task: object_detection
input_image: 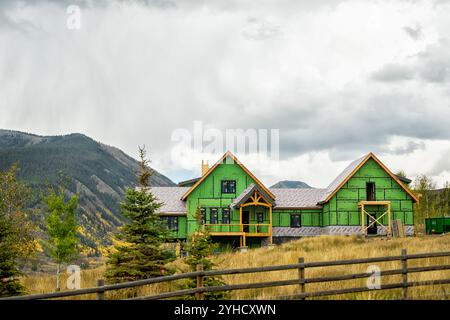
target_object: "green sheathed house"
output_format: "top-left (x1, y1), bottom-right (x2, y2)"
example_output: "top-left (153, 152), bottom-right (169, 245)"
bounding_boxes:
top-left (152, 151), bottom-right (418, 248)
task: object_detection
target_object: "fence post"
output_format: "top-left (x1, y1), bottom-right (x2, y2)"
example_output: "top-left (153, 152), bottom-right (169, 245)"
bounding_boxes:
top-left (195, 264), bottom-right (204, 300)
top-left (96, 279), bottom-right (105, 300)
top-left (401, 249), bottom-right (408, 300)
top-left (298, 257), bottom-right (306, 300)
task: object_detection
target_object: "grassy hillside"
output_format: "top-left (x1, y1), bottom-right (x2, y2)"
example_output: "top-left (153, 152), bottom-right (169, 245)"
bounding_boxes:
top-left (21, 235), bottom-right (450, 300)
top-left (0, 129), bottom-right (175, 254)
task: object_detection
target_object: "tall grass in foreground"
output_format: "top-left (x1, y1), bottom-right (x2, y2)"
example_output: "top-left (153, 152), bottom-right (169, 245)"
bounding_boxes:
top-left (21, 234), bottom-right (450, 299)
top-left (214, 235), bottom-right (450, 299)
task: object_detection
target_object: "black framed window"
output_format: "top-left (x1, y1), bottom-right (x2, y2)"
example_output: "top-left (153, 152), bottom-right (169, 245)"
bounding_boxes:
top-left (222, 208), bottom-right (231, 224)
top-left (366, 182), bottom-right (376, 201)
top-left (200, 208), bottom-right (206, 225)
top-left (162, 216), bottom-right (179, 231)
top-left (210, 208), bottom-right (218, 224)
top-left (256, 212), bottom-right (264, 223)
top-left (221, 180), bottom-right (236, 194)
top-left (290, 214), bottom-right (301, 228)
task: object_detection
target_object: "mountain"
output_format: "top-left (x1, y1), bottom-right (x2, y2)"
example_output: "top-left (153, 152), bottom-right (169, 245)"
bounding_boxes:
top-left (0, 129), bottom-right (175, 255)
top-left (270, 180), bottom-right (313, 189)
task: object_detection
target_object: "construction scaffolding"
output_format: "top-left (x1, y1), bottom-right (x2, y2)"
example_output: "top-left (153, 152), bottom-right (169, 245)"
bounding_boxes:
top-left (359, 200), bottom-right (392, 239)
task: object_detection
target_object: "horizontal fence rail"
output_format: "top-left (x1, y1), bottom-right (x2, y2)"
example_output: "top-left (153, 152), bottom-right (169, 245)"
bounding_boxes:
top-left (1, 249), bottom-right (449, 300)
top-left (278, 279), bottom-right (450, 300)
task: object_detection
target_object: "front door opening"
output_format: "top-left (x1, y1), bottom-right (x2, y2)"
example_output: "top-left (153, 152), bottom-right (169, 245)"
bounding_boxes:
top-left (367, 215), bottom-right (377, 235)
top-left (242, 210), bottom-right (250, 232)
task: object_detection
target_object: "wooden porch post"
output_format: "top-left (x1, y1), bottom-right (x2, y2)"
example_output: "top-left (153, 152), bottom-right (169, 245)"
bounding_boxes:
top-left (269, 206), bottom-right (273, 245)
top-left (361, 203), bottom-right (365, 237)
top-left (387, 202), bottom-right (392, 240)
top-left (239, 206), bottom-right (243, 233)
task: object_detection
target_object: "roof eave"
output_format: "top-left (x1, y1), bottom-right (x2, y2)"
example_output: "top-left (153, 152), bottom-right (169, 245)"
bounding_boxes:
top-left (156, 211), bottom-right (187, 216)
top-left (274, 206), bottom-right (323, 210)
top-left (178, 177), bottom-right (201, 186)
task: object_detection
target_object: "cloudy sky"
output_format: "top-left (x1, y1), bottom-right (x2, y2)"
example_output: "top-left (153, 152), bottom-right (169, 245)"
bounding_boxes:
top-left (1, 0), bottom-right (450, 187)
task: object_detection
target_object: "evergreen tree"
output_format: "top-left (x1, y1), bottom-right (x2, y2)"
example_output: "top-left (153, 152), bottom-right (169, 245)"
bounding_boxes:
top-left (0, 164), bottom-right (35, 297)
top-left (105, 146), bottom-right (175, 287)
top-left (44, 188), bottom-right (79, 291)
top-left (178, 207), bottom-right (229, 300)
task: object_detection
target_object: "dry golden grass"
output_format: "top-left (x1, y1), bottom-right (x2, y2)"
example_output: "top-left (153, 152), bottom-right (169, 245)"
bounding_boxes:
top-left (21, 267), bottom-right (105, 300)
top-left (21, 234), bottom-right (450, 300)
top-left (214, 234), bottom-right (450, 300)
top-left (21, 266), bottom-right (171, 300)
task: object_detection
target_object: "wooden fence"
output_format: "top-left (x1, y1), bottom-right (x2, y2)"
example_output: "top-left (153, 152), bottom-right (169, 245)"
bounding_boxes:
top-left (1, 249), bottom-right (449, 300)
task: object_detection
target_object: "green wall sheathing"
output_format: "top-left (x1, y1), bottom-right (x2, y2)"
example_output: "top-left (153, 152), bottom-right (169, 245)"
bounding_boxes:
top-left (272, 209), bottom-right (322, 227)
top-left (185, 157), bottom-right (271, 236)
top-left (177, 216), bottom-right (187, 238)
top-left (324, 158), bottom-right (414, 226)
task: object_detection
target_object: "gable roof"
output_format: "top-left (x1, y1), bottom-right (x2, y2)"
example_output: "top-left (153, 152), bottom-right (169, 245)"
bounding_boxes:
top-left (230, 183), bottom-right (276, 209)
top-left (318, 152), bottom-right (419, 204)
top-left (181, 151), bottom-right (275, 201)
top-left (151, 187), bottom-right (189, 214)
top-left (270, 188), bottom-right (327, 209)
top-left (178, 177), bottom-right (201, 187)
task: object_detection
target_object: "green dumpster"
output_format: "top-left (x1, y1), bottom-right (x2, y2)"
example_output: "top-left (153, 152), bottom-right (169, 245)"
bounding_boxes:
top-left (425, 217), bottom-right (450, 234)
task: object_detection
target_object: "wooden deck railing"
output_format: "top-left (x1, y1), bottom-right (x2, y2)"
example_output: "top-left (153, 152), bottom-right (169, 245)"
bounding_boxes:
top-left (1, 249), bottom-right (449, 300)
top-left (204, 223), bottom-right (270, 234)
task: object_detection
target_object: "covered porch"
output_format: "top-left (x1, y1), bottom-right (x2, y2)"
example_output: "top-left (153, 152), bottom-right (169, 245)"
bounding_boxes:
top-left (205, 183), bottom-right (274, 247)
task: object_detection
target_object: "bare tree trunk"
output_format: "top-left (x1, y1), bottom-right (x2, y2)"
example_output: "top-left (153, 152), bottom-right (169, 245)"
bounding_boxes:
top-left (56, 263), bottom-right (61, 292)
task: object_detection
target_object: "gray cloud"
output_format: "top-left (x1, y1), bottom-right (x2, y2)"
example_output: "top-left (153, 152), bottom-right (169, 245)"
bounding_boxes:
top-left (417, 39), bottom-right (450, 83)
top-left (372, 38), bottom-right (450, 84)
top-left (381, 140), bottom-right (426, 155)
top-left (0, 0), bottom-right (449, 184)
top-left (429, 148), bottom-right (450, 176)
top-left (241, 17), bottom-right (280, 41)
top-left (403, 25), bottom-right (423, 40)
top-left (371, 64), bottom-right (415, 82)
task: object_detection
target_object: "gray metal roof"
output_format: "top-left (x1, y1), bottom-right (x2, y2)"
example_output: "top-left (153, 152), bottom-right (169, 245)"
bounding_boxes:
top-left (318, 154), bottom-right (367, 203)
top-left (270, 188), bottom-right (327, 209)
top-left (151, 186), bottom-right (328, 212)
top-left (178, 177), bottom-right (201, 186)
top-left (150, 187), bottom-right (189, 214)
